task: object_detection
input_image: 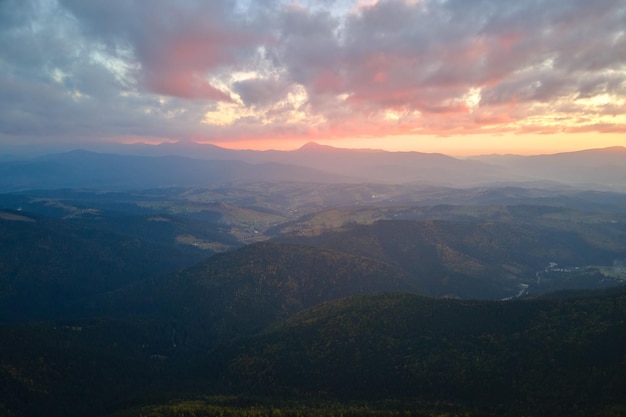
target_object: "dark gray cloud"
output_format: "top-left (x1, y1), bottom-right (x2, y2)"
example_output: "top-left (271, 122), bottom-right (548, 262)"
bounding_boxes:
top-left (1, 0), bottom-right (625, 147)
top-left (59, 0), bottom-right (263, 100)
top-left (233, 77), bottom-right (291, 107)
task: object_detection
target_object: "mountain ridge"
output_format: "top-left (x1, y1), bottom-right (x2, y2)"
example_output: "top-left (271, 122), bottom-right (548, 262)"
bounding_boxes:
top-left (4, 142), bottom-right (626, 191)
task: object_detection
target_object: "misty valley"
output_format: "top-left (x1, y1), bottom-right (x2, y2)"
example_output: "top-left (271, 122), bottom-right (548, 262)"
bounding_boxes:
top-left (1, 144), bottom-right (626, 417)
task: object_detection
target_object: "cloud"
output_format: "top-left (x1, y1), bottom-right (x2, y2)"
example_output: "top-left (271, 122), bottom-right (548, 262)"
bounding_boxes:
top-left (58, 0), bottom-right (264, 100)
top-left (0, 0), bottom-right (625, 147)
top-left (233, 77), bottom-right (291, 107)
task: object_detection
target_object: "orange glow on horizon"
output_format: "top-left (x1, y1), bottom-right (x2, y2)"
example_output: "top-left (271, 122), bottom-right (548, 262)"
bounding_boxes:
top-left (205, 131), bottom-right (626, 156)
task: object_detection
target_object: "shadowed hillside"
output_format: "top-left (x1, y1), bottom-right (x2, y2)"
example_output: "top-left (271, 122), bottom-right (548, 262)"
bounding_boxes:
top-left (2, 289), bottom-right (625, 417)
top-left (208, 290), bottom-right (626, 416)
top-left (87, 242), bottom-right (420, 347)
top-left (0, 210), bottom-right (213, 322)
top-left (279, 218), bottom-right (626, 299)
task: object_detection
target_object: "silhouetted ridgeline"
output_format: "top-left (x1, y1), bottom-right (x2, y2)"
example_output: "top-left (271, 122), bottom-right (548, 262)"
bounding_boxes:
top-left (3, 145), bottom-right (626, 191)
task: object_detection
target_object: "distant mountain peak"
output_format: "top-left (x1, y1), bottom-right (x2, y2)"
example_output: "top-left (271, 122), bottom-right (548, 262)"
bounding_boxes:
top-left (296, 141), bottom-right (388, 154)
top-left (549, 145), bottom-right (626, 157)
top-left (594, 145), bottom-right (626, 153)
top-left (297, 142), bottom-right (337, 152)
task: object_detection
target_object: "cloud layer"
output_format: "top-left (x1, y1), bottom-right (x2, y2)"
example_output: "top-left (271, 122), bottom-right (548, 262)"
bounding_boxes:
top-left (1, 0), bottom-right (625, 147)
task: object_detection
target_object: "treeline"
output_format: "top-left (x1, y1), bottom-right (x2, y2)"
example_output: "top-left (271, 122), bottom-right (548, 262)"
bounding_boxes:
top-left (112, 399), bottom-right (488, 417)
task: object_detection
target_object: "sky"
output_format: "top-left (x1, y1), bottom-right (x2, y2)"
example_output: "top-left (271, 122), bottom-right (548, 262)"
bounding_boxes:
top-left (1, 0), bottom-right (625, 155)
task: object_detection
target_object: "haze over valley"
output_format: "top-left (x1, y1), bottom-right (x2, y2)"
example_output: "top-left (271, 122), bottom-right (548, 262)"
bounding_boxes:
top-left (2, 143), bottom-right (626, 416)
top-left (2, 0), bottom-right (626, 416)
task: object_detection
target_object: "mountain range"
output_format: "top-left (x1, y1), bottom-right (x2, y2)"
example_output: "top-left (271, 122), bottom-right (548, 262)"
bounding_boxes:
top-left (2, 143), bottom-right (626, 191)
top-left (2, 142), bottom-right (626, 416)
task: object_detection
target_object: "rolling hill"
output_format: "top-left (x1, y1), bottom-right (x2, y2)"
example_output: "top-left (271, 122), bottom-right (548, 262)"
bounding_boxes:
top-left (278, 217), bottom-right (626, 299)
top-left (4, 144), bottom-right (626, 191)
top-left (2, 289), bottom-right (625, 417)
top-left (471, 146), bottom-right (626, 191)
top-left (86, 241), bottom-right (420, 348)
top-left (0, 150), bottom-right (351, 192)
top-left (2, 155), bottom-right (626, 417)
top-left (0, 208), bottom-right (219, 322)
top-left (207, 290), bottom-right (626, 416)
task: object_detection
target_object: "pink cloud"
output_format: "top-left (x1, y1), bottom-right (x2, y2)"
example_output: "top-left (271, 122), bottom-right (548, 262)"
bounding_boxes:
top-left (474, 112), bottom-right (517, 126)
top-left (565, 124), bottom-right (626, 134)
top-left (144, 69), bottom-right (231, 101)
top-left (311, 70), bottom-right (344, 94)
top-left (62, 0), bottom-right (263, 101)
top-left (7, 0), bottom-right (625, 147)
top-left (138, 26), bottom-right (261, 100)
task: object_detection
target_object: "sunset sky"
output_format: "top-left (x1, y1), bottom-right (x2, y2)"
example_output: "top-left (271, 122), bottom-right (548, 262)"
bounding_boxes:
top-left (1, 0), bottom-right (625, 155)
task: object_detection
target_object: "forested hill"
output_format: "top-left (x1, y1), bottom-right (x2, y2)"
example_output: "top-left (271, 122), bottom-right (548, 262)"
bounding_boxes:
top-left (2, 186), bottom-right (626, 417)
top-left (84, 241), bottom-right (420, 347)
top-left (2, 288), bottom-right (624, 417)
top-left (277, 218), bottom-right (626, 299)
top-left (207, 289), bottom-right (626, 417)
top-left (0, 210), bottom-right (209, 322)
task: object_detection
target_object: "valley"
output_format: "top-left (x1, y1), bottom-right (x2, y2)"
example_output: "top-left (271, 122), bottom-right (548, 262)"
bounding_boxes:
top-left (1, 146), bottom-right (626, 416)
top-left (3, 0), bottom-right (626, 413)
